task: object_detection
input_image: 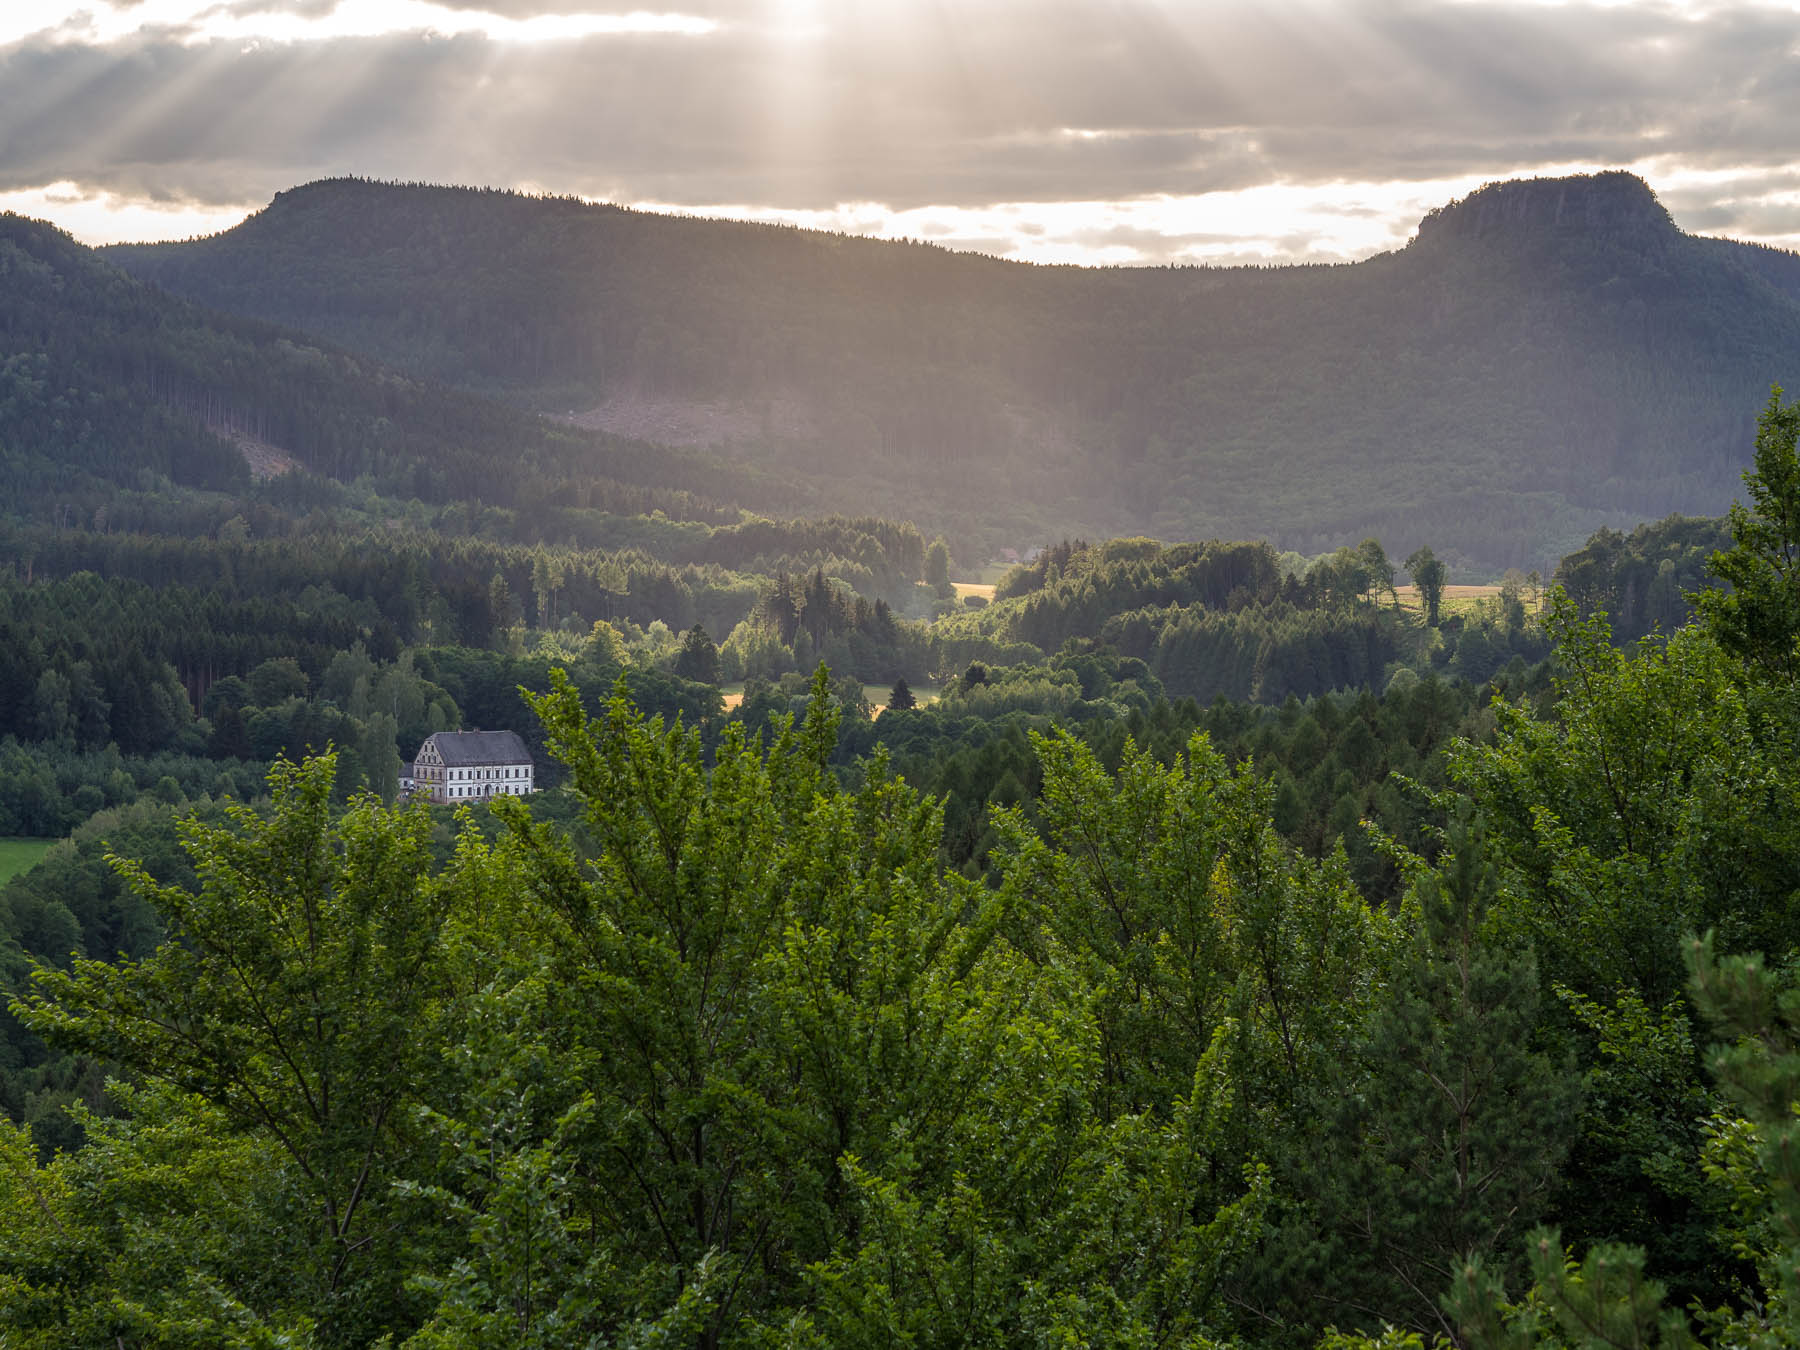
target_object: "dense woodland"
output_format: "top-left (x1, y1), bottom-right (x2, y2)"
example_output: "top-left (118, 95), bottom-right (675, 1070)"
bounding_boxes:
top-left (6, 163), bottom-right (1800, 1347)
top-left (108, 172), bottom-right (1800, 569)
top-left (5, 389), bottom-right (1800, 1342)
top-left (0, 211), bottom-right (807, 544)
top-left (0, 347), bottom-right (1795, 1346)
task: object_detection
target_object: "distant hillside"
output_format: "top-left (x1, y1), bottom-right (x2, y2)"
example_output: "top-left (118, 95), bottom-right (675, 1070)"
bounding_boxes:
top-left (0, 212), bottom-right (800, 539)
top-left (106, 172), bottom-right (1800, 571)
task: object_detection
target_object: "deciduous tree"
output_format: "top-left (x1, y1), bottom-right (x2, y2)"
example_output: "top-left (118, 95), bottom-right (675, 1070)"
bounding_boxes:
top-left (1697, 385), bottom-right (1800, 682)
top-left (1405, 546), bottom-right (1448, 626)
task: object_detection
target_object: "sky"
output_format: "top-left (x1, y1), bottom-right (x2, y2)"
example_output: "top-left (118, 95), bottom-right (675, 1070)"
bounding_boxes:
top-left (4, 0), bottom-right (1800, 266)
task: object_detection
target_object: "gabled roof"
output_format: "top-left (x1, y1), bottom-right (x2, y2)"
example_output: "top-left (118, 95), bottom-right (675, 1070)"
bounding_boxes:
top-left (424, 730), bottom-right (532, 767)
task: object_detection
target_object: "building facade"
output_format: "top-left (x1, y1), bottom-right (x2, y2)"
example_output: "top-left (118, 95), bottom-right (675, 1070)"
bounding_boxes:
top-left (410, 730), bottom-right (534, 804)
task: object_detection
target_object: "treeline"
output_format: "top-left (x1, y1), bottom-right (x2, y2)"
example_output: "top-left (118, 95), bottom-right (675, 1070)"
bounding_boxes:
top-left (724, 566), bottom-right (935, 685)
top-left (0, 522), bottom-right (927, 720)
top-left (0, 518), bottom-right (1560, 841)
top-left (938, 535), bottom-right (1549, 705)
top-left (7, 513), bottom-right (926, 628)
top-left (0, 742), bottom-right (266, 839)
top-left (1555, 512), bottom-right (1732, 642)
top-left (994, 537), bottom-right (1284, 647)
top-left (0, 508), bottom-right (1630, 858)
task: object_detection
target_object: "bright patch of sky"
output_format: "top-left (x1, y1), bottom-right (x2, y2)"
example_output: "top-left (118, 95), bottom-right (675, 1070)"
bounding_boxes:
top-left (1, 1), bottom-right (716, 48)
top-left (0, 182), bottom-right (261, 244)
top-left (586, 157), bottom-right (1800, 265)
top-left (631, 178), bottom-right (1520, 267)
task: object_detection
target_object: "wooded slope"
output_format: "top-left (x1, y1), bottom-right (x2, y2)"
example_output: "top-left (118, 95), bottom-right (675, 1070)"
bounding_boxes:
top-left (106, 171), bottom-right (1800, 569)
top-left (0, 211), bottom-right (797, 537)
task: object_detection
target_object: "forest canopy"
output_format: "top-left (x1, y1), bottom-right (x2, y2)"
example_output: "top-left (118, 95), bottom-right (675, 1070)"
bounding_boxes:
top-left (4, 388), bottom-right (1800, 1348)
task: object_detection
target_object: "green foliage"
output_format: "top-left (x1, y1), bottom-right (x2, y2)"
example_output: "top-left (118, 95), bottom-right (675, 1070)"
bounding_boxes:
top-left (6, 667), bottom-right (1348, 1344)
top-left (1406, 546), bottom-right (1448, 627)
top-left (994, 729), bottom-right (1390, 1121)
top-left (672, 621), bottom-right (722, 685)
top-left (924, 535), bottom-right (952, 595)
top-left (15, 755), bottom-right (478, 1340)
top-left (0, 1083), bottom-right (319, 1348)
top-left (936, 533), bottom-right (1514, 709)
top-left (1448, 935), bottom-right (1800, 1350)
top-left (1441, 589), bottom-right (1800, 1301)
top-left (1697, 386), bottom-right (1800, 682)
top-left (1556, 514), bottom-right (1730, 644)
top-left (1450, 591), bottom-right (1798, 1008)
top-left (1283, 821), bottom-right (1579, 1341)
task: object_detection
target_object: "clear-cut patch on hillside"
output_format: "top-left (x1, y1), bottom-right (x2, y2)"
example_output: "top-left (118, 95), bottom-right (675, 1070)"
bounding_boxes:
top-left (555, 392), bottom-right (817, 448)
top-left (209, 421), bottom-right (297, 479)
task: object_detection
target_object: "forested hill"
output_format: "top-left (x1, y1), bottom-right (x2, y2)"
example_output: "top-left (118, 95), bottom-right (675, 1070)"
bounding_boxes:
top-left (106, 171), bottom-right (1800, 570)
top-left (0, 211), bottom-right (801, 537)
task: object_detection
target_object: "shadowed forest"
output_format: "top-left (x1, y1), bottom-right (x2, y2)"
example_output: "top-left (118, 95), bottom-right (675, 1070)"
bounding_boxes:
top-left (104, 172), bottom-right (1800, 570)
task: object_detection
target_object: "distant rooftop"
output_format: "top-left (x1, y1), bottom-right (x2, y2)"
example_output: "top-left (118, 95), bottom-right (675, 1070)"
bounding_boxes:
top-left (425, 730), bottom-right (531, 767)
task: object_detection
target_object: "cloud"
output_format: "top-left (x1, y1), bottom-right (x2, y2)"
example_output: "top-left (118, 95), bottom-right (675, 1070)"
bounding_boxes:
top-left (4, 0), bottom-right (1800, 260)
top-left (3, 1), bottom-right (719, 48)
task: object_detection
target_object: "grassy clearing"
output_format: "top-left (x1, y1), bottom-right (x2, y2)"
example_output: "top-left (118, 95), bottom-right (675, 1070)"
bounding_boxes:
top-left (952, 582), bottom-right (997, 601)
top-left (720, 682), bottom-right (939, 718)
top-left (865, 683), bottom-right (938, 715)
top-left (1395, 583), bottom-right (1509, 620)
top-left (0, 838), bottom-right (54, 886)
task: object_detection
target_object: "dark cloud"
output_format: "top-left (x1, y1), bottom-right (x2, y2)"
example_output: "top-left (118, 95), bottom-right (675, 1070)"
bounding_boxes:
top-left (3, 0), bottom-right (1800, 248)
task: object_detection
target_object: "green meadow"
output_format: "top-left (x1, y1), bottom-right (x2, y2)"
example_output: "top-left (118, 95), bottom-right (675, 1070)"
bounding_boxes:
top-left (0, 838), bottom-right (54, 886)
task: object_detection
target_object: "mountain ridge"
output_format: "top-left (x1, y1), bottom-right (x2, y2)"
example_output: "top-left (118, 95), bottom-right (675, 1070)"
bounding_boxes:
top-left (95, 172), bottom-right (1800, 569)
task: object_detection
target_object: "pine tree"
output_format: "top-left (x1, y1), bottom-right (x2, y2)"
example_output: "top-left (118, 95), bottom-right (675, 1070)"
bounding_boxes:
top-left (1449, 933), bottom-right (1800, 1350)
top-left (1288, 820), bottom-right (1580, 1340)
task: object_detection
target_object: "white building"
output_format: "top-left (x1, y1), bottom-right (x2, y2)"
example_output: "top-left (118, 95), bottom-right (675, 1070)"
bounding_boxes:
top-left (411, 730), bottom-right (534, 804)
